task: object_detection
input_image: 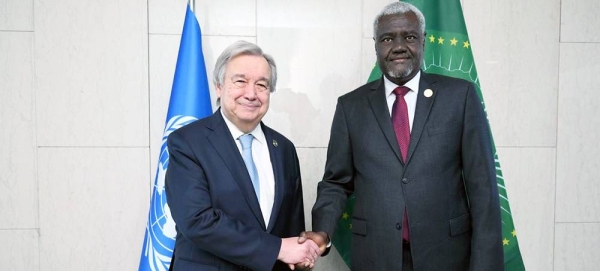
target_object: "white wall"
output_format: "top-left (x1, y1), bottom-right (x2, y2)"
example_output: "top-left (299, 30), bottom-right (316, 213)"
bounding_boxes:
top-left (1, 0), bottom-right (599, 270)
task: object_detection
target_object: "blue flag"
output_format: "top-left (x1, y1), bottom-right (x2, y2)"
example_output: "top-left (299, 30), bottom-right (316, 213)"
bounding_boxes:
top-left (139, 4), bottom-right (212, 271)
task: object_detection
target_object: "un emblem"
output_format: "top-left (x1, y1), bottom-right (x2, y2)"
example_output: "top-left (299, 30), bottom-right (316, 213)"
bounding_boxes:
top-left (141, 115), bottom-right (198, 271)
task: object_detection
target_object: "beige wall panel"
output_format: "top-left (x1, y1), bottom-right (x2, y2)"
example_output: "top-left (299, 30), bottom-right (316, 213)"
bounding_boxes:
top-left (38, 148), bottom-right (149, 270)
top-left (463, 0), bottom-right (560, 147)
top-left (560, 0), bottom-right (600, 42)
top-left (0, 0), bottom-right (33, 31)
top-left (0, 32), bottom-right (37, 228)
top-left (258, 0), bottom-right (363, 148)
top-left (555, 223), bottom-right (600, 270)
top-left (149, 0), bottom-right (256, 36)
top-left (496, 147), bottom-right (555, 271)
top-left (35, 0), bottom-right (149, 147)
top-left (556, 43), bottom-right (600, 222)
top-left (0, 230), bottom-right (39, 271)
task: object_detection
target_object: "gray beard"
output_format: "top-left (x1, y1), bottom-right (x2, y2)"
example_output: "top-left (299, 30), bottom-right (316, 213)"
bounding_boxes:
top-left (386, 65), bottom-right (413, 79)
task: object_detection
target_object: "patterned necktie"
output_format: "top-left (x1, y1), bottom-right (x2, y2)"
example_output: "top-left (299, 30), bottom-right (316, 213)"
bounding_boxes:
top-left (391, 86), bottom-right (411, 241)
top-left (239, 134), bottom-right (260, 199)
top-left (391, 86), bottom-right (411, 162)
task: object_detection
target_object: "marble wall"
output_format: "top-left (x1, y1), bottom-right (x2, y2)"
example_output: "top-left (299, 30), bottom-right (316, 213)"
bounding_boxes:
top-left (1, 0), bottom-right (599, 270)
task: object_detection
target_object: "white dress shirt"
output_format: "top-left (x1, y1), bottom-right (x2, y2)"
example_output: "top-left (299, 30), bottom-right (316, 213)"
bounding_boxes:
top-left (384, 71), bottom-right (421, 131)
top-left (221, 110), bottom-right (275, 227)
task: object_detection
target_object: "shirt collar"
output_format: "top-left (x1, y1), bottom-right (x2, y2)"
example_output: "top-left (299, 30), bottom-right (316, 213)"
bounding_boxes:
top-left (384, 70), bottom-right (421, 97)
top-left (220, 109), bottom-right (266, 145)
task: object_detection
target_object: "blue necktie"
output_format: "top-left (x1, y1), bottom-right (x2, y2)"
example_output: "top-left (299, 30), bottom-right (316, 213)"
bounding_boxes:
top-left (239, 134), bottom-right (260, 199)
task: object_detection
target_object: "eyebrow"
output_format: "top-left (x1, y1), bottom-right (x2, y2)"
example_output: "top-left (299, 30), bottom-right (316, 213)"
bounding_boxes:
top-left (230, 74), bottom-right (269, 82)
top-left (379, 30), bottom-right (419, 36)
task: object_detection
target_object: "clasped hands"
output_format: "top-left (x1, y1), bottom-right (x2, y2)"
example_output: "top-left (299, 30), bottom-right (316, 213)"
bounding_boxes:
top-left (278, 231), bottom-right (329, 270)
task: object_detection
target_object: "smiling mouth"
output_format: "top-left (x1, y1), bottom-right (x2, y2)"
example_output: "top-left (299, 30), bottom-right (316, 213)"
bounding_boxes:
top-left (390, 55), bottom-right (410, 62)
top-left (240, 103), bottom-right (260, 110)
top-left (389, 59), bottom-right (410, 66)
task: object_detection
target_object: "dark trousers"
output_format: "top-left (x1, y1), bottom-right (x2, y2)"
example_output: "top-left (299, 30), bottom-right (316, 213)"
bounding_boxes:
top-left (402, 241), bottom-right (414, 271)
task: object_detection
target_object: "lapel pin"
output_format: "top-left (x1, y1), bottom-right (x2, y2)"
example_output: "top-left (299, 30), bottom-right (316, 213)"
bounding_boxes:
top-left (272, 140), bottom-right (278, 147)
top-left (424, 89), bottom-right (433, 98)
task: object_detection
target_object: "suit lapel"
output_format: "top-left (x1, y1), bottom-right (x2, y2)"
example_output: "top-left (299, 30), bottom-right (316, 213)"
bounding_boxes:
top-left (368, 79), bottom-right (403, 164)
top-left (262, 124), bottom-right (284, 232)
top-left (204, 110), bottom-right (266, 230)
top-left (406, 73), bottom-right (436, 165)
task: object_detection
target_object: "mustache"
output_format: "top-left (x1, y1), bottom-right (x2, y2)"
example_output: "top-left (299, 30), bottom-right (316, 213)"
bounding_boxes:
top-left (388, 52), bottom-right (411, 60)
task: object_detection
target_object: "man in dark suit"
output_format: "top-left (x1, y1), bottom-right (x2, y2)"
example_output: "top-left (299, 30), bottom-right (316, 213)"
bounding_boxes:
top-left (165, 40), bottom-right (319, 271)
top-left (301, 2), bottom-right (504, 270)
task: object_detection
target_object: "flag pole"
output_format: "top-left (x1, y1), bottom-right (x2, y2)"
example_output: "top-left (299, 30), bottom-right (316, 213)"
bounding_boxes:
top-left (189, 0), bottom-right (195, 13)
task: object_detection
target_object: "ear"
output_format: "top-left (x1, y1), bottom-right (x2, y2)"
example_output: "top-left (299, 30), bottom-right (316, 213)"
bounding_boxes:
top-left (374, 39), bottom-right (378, 54)
top-left (215, 84), bottom-right (223, 98)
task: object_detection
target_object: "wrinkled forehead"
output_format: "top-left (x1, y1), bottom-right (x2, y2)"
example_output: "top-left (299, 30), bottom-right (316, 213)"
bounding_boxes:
top-left (376, 13), bottom-right (420, 36)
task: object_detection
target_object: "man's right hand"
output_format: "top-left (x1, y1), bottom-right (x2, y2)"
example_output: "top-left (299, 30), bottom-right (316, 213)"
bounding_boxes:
top-left (278, 237), bottom-right (320, 270)
top-left (298, 231), bottom-right (329, 255)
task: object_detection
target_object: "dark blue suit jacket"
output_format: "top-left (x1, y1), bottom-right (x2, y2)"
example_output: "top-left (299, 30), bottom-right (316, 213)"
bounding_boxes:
top-left (166, 109), bottom-right (305, 271)
top-left (312, 72), bottom-right (504, 270)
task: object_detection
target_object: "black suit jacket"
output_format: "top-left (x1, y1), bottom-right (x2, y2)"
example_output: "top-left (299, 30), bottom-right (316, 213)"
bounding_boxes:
top-left (166, 109), bottom-right (305, 271)
top-left (312, 72), bottom-right (504, 270)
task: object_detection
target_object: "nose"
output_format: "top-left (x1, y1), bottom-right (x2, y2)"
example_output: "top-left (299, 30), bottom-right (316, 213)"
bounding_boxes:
top-left (391, 38), bottom-right (407, 52)
top-left (242, 84), bottom-right (258, 100)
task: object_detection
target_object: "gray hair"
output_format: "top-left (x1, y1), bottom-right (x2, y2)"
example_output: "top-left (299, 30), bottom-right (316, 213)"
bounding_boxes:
top-left (213, 40), bottom-right (277, 93)
top-left (373, 2), bottom-right (426, 38)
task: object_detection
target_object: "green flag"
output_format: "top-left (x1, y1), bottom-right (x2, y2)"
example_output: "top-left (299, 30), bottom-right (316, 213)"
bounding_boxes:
top-left (332, 1), bottom-right (525, 270)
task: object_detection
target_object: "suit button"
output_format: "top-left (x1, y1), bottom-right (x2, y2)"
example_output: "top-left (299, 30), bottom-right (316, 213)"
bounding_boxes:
top-left (396, 223), bottom-right (402, 230)
top-left (402, 178), bottom-right (409, 184)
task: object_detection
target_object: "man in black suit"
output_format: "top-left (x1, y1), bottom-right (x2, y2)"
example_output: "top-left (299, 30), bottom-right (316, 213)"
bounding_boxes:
top-left (166, 40), bottom-right (319, 271)
top-left (302, 2), bottom-right (504, 270)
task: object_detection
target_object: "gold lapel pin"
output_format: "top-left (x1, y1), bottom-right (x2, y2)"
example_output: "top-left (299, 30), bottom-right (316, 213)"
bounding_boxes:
top-left (272, 140), bottom-right (278, 147)
top-left (424, 89), bottom-right (433, 98)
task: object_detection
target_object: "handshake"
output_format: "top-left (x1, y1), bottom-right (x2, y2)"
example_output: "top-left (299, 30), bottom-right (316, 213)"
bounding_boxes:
top-left (278, 231), bottom-right (329, 270)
